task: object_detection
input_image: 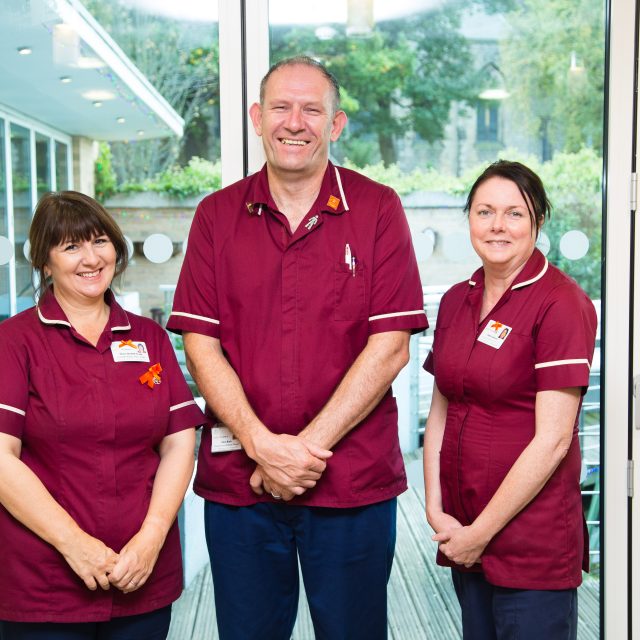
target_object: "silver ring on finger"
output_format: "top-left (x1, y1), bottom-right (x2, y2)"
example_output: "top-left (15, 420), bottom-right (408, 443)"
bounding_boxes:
top-left (271, 491), bottom-right (282, 500)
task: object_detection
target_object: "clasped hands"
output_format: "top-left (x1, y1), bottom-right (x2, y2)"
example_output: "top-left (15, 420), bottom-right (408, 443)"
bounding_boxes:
top-left (429, 512), bottom-right (489, 568)
top-left (60, 522), bottom-right (164, 594)
top-left (248, 432), bottom-right (332, 501)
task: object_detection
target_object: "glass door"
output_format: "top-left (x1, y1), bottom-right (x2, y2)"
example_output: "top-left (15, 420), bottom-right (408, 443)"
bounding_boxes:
top-left (266, 0), bottom-right (606, 636)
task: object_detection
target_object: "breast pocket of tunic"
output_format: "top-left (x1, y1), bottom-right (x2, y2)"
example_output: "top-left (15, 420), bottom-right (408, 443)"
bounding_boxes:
top-left (334, 262), bottom-right (366, 321)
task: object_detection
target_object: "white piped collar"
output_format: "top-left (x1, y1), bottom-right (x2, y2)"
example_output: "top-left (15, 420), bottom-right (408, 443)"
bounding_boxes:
top-left (37, 288), bottom-right (131, 332)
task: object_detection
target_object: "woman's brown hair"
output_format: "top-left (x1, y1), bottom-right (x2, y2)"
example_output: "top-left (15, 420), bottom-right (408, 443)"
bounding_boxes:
top-left (29, 191), bottom-right (128, 300)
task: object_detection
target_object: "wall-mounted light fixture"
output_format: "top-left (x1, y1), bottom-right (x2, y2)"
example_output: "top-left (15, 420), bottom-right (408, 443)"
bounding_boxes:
top-left (347, 0), bottom-right (373, 37)
top-left (53, 23), bottom-right (80, 66)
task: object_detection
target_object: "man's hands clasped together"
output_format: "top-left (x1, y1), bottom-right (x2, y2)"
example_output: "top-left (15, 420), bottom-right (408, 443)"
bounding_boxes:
top-left (248, 432), bottom-right (332, 501)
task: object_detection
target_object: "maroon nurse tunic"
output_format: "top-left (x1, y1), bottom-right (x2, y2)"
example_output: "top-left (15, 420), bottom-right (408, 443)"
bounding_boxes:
top-left (0, 290), bottom-right (204, 622)
top-left (425, 249), bottom-right (597, 589)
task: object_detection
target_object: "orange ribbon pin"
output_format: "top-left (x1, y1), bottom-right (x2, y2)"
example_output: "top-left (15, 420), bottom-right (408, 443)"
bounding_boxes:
top-left (119, 339), bottom-right (136, 348)
top-left (327, 195), bottom-right (340, 210)
top-left (139, 363), bottom-right (162, 388)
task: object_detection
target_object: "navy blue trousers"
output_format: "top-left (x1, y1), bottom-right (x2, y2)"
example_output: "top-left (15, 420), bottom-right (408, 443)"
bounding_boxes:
top-left (204, 498), bottom-right (397, 640)
top-left (0, 606), bottom-right (171, 640)
top-left (451, 570), bottom-right (578, 640)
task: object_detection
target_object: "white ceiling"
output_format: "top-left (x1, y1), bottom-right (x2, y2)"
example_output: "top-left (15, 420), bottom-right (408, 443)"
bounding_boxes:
top-left (0, 0), bottom-right (183, 141)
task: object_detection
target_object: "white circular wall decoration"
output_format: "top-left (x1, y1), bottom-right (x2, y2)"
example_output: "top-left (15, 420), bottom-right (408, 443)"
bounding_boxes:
top-left (559, 230), bottom-right (589, 261)
top-left (535, 231), bottom-right (550, 256)
top-left (412, 228), bottom-right (435, 262)
top-left (143, 234), bottom-right (173, 264)
top-left (442, 231), bottom-right (474, 262)
top-left (123, 235), bottom-right (134, 260)
top-left (0, 236), bottom-right (14, 266)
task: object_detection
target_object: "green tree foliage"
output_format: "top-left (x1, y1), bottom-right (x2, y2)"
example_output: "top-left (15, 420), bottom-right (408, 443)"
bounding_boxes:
top-left (82, 0), bottom-right (219, 181)
top-left (271, 5), bottom-right (479, 167)
top-left (94, 142), bottom-right (116, 202)
top-left (119, 157), bottom-right (221, 199)
top-left (500, 0), bottom-right (604, 156)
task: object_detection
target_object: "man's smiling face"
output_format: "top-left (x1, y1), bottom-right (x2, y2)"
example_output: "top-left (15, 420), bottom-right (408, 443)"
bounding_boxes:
top-left (250, 63), bottom-right (347, 181)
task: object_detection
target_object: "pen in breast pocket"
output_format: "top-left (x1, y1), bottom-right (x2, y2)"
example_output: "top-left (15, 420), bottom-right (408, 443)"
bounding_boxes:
top-left (345, 243), bottom-right (352, 267)
top-left (351, 256), bottom-right (356, 277)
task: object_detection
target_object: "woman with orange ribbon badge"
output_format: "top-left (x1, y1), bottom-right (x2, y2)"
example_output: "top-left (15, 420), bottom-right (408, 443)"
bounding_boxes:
top-left (0, 192), bottom-right (204, 640)
top-left (423, 162), bottom-right (597, 640)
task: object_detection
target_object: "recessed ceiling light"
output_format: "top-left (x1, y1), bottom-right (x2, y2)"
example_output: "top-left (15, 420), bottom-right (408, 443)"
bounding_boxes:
top-left (17, 47), bottom-right (32, 55)
top-left (59, 76), bottom-right (72, 84)
top-left (93, 101), bottom-right (103, 108)
top-left (137, 130), bottom-right (145, 136)
top-left (81, 90), bottom-right (115, 101)
top-left (116, 117), bottom-right (126, 124)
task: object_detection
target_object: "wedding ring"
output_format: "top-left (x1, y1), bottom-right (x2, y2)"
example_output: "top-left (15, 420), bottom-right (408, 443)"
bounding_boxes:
top-left (271, 491), bottom-right (282, 499)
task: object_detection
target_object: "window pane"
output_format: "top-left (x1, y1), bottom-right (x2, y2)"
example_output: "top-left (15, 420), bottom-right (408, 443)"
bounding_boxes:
top-left (11, 123), bottom-right (32, 312)
top-left (55, 141), bottom-right (69, 191)
top-left (35, 133), bottom-right (51, 201)
top-left (0, 119), bottom-right (9, 320)
top-left (81, 0), bottom-right (220, 326)
top-left (269, 1), bottom-right (604, 636)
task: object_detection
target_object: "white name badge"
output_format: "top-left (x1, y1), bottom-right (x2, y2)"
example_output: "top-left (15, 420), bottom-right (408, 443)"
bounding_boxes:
top-left (110, 340), bottom-right (151, 362)
top-left (477, 320), bottom-right (513, 350)
top-left (211, 423), bottom-right (242, 453)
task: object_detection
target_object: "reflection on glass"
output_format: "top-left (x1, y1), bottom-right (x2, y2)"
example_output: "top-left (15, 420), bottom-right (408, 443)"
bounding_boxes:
top-left (55, 141), bottom-right (69, 191)
top-left (11, 123), bottom-right (33, 312)
top-left (270, 0), bottom-right (604, 635)
top-left (36, 133), bottom-right (51, 202)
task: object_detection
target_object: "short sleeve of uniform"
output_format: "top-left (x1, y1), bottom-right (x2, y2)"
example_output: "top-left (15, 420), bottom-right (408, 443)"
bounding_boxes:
top-left (159, 330), bottom-right (206, 434)
top-left (534, 284), bottom-right (597, 393)
top-left (0, 324), bottom-right (28, 438)
top-left (167, 200), bottom-right (219, 338)
top-left (368, 188), bottom-right (428, 335)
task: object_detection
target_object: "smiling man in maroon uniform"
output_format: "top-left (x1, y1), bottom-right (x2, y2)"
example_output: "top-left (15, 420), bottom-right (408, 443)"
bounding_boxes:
top-left (167, 56), bottom-right (427, 640)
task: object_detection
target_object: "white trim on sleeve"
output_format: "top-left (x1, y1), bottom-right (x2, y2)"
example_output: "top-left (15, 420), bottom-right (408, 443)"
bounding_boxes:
top-left (170, 400), bottom-right (197, 412)
top-left (534, 358), bottom-right (591, 370)
top-left (369, 309), bottom-right (426, 322)
top-left (170, 311), bottom-right (220, 325)
top-left (0, 403), bottom-right (26, 417)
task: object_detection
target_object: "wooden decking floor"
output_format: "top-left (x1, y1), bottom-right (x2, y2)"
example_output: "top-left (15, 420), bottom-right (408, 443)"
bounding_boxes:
top-left (168, 487), bottom-right (600, 639)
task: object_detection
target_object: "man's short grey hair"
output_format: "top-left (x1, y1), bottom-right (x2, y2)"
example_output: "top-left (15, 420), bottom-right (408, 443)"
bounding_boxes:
top-left (259, 55), bottom-right (341, 115)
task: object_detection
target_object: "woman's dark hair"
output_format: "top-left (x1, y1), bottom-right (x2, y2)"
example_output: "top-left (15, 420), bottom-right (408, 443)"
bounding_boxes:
top-left (29, 191), bottom-right (128, 300)
top-left (464, 160), bottom-right (551, 237)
